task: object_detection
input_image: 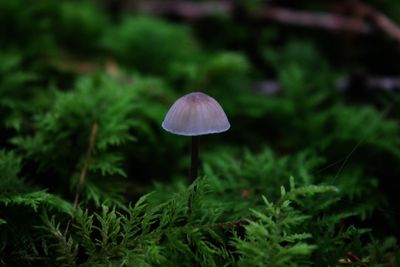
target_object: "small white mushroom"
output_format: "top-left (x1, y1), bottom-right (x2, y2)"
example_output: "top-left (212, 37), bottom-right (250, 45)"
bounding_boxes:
top-left (162, 92), bottom-right (230, 181)
top-left (162, 92), bottom-right (230, 136)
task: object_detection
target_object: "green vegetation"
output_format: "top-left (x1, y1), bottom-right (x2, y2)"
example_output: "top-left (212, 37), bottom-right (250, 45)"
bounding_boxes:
top-left (1, 0), bottom-right (400, 266)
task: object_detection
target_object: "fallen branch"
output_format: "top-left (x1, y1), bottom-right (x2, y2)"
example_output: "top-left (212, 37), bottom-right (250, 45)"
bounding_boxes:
top-left (258, 6), bottom-right (371, 34)
top-left (126, 1), bottom-right (371, 34)
top-left (127, 0), bottom-right (232, 19)
top-left (351, 1), bottom-right (400, 44)
top-left (122, 0), bottom-right (400, 44)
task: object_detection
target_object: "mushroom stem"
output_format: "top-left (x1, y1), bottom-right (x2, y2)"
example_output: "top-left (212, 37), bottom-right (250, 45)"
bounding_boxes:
top-left (190, 136), bottom-right (199, 182)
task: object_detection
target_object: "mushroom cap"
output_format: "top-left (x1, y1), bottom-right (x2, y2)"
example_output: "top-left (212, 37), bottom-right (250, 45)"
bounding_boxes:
top-left (162, 92), bottom-right (230, 136)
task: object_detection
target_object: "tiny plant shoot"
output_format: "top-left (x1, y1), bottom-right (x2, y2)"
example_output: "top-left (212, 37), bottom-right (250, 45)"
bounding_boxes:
top-left (162, 92), bottom-right (230, 182)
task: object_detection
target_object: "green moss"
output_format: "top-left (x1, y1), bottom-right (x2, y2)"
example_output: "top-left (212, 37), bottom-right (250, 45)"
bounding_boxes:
top-left (1, 1), bottom-right (400, 266)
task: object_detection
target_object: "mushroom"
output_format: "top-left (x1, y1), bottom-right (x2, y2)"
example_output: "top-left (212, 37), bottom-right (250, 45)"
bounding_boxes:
top-left (162, 92), bottom-right (230, 182)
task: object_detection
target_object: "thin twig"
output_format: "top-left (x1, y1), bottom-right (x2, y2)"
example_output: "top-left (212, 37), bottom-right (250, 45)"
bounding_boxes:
top-left (258, 6), bottom-right (371, 34)
top-left (351, 1), bottom-right (400, 45)
top-left (73, 123), bottom-right (98, 212)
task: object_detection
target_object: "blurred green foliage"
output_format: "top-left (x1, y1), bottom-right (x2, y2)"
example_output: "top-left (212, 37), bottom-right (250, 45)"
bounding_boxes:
top-left (1, 0), bottom-right (400, 266)
top-left (102, 16), bottom-right (198, 75)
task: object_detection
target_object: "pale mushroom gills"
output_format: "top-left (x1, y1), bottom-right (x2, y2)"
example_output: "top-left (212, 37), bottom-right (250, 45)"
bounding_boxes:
top-left (162, 91), bottom-right (230, 182)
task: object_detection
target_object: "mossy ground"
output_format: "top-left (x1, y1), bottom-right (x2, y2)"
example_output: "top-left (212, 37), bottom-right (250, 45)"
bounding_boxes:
top-left (1, 0), bottom-right (400, 266)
